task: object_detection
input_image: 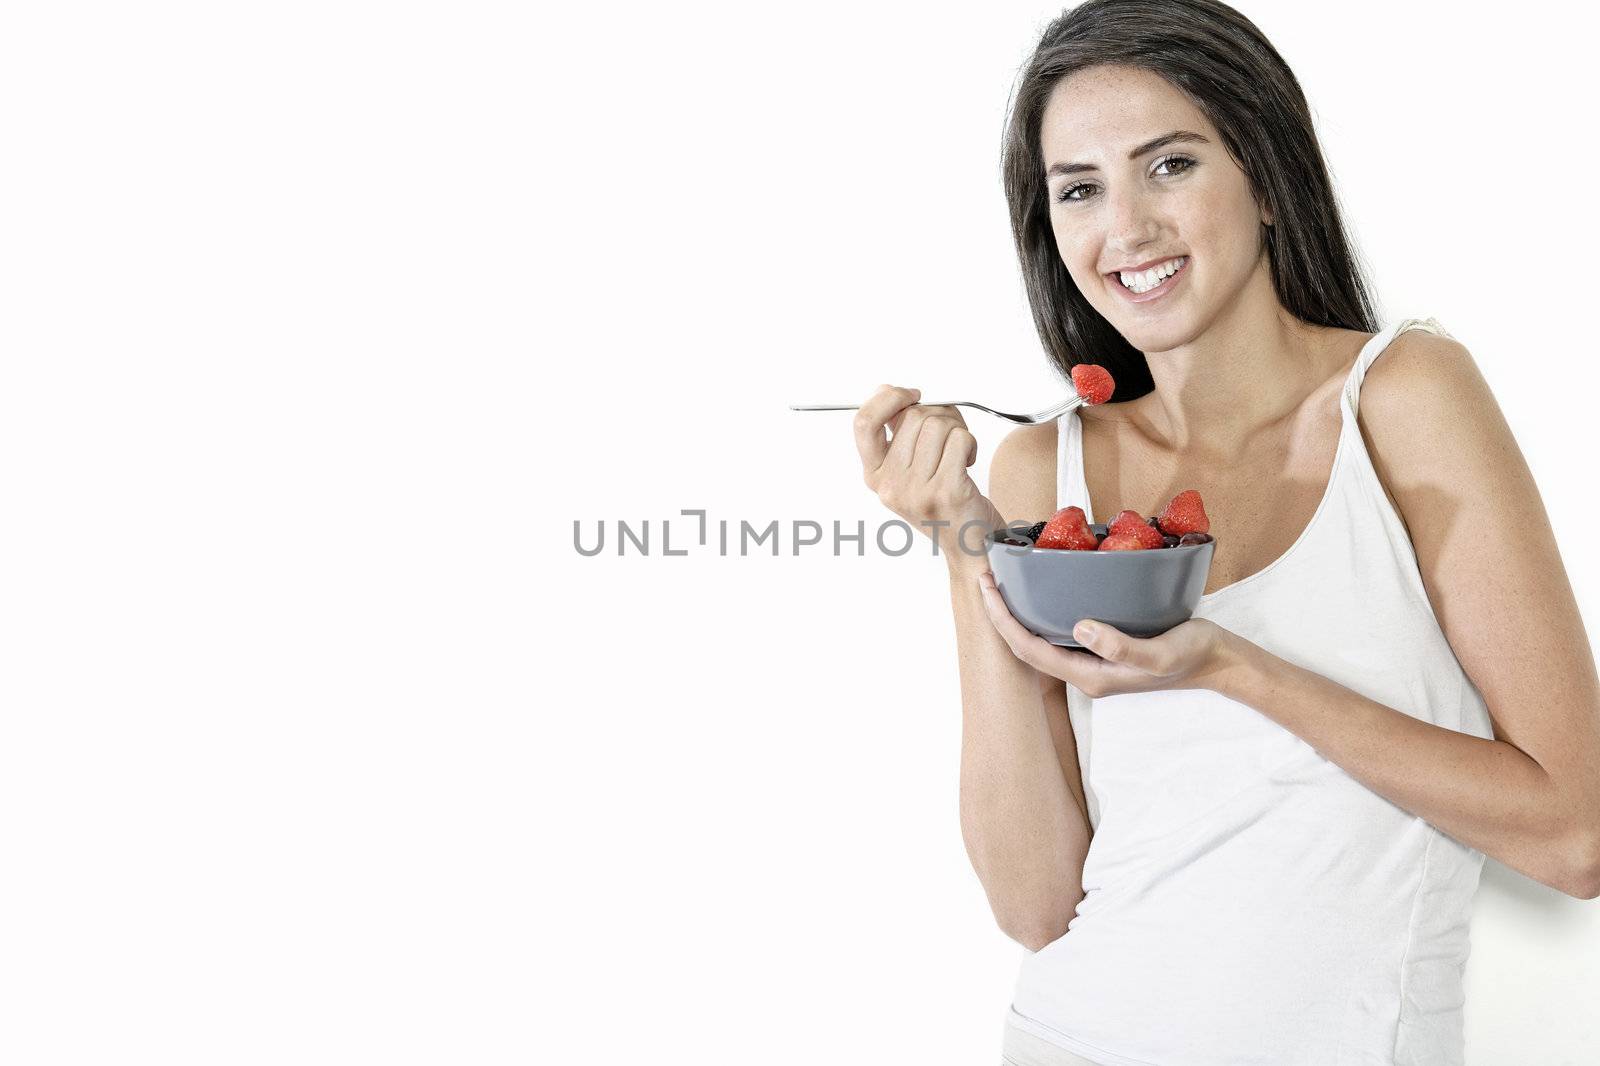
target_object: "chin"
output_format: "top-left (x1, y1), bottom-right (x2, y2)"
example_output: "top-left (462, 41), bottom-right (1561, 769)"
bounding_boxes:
top-left (1105, 313), bottom-right (1195, 357)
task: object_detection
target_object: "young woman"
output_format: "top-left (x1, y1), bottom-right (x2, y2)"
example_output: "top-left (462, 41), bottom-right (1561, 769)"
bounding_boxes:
top-left (849, 1), bottom-right (1600, 1063)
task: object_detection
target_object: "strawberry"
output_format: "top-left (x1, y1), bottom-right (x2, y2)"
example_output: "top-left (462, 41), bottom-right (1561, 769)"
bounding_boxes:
top-left (1108, 509), bottom-right (1147, 534)
top-left (1098, 508), bottom-right (1162, 548)
top-left (1157, 489), bottom-right (1210, 535)
top-left (1070, 364), bottom-right (1115, 405)
top-left (1097, 531), bottom-right (1149, 551)
top-left (1128, 522), bottom-right (1165, 549)
top-left (1033, 505), bottom-right (1098, 550)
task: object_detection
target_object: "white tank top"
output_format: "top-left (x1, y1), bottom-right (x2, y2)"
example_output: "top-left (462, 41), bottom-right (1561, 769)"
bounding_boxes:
top-left (1007, 317), bottom-right (1496, 1066)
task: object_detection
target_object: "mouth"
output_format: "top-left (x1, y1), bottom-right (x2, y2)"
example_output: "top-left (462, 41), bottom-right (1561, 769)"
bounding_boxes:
top-left (1107, 256), bottom-right (1189, 304)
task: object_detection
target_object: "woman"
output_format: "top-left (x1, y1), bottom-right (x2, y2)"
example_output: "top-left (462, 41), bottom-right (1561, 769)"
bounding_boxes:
top-left (849, 1), bottom-right (1600, 1064)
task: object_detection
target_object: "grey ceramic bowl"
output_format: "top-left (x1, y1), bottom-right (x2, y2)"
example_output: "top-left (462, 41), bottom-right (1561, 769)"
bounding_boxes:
top-left (987, 524), bottom-right (1216, 648)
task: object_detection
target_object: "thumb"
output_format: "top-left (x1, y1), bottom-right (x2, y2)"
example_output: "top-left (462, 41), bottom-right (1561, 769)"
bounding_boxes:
top-left (1074, 620), bottom-right (1134, 663)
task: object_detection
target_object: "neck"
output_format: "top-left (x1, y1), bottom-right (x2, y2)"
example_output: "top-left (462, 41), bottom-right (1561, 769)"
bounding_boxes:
top-left (1118, 264), bottom-right (1333, 458)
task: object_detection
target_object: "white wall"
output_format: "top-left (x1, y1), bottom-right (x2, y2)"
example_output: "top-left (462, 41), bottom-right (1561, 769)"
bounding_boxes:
top-left (3, 1), bottom-right (1596, 1063)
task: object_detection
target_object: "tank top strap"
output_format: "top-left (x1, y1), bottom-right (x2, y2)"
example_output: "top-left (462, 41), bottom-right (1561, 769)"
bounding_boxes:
top-left (1341, 316), bottom-right (1455, 422)
top-left (1324, 315), bottom-right (1457, 620)
top-left (1054, 403), bottom-right (1095, 524)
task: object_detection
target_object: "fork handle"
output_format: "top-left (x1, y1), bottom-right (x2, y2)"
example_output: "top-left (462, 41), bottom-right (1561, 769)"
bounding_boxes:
top-left (787, 401), bottom-right (974, 411)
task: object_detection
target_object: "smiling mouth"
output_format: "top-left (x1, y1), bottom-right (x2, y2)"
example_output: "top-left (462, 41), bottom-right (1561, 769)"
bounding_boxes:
top-left (1110, 256), bottom-right (1187, 292)
top-left (1108, 256), bottom-right (1189, 300)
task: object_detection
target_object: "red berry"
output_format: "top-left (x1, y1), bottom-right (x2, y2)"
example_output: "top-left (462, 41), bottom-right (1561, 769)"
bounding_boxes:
top-left (1109, 509), bottom-right (1147, 534)
top-left (1129, 522), bottom-right (1164, 549)
top-left (1157, 489), bottom-right (1210, 535)
top-left (1097, 531), bottom-right (1148, 551)
top-left (1104, 509), bottom-right (1162, 547)
top-left (1034, 505), bottom-right (1099, 551)
top-left (1070, 364), bottom-right (1115, 405)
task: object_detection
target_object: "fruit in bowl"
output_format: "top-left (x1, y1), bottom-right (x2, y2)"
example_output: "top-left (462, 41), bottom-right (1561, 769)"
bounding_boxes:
top-left (987, 491), bottom-right (1216, 647)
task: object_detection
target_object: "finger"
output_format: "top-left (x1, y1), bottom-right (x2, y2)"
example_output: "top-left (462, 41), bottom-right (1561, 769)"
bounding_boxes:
top-left (883, 404), bottom-right (934, 471)
top-left (1068, 626), bottom-right (1170, 695)
top-left (1076, 624), bottom-right (1184, 689)
top-left (923, 405), bottom-right (974, 469)
top-left (1073, 620), bottom-right (1149, 670)
top-left (934, 426), bottom-right (977, 486)
top-left (853, 385), bottom-right (920, 472)
top-left (929, 404), bottom-right (968, 432)
top-left (911, 414), bottom-right (958, 479)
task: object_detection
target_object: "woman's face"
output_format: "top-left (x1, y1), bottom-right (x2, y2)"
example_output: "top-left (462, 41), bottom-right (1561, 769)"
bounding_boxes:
top-left (1039, 64), bottom-right (1272, 353)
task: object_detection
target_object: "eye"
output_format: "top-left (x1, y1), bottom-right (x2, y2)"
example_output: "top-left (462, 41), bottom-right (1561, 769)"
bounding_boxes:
top-left (1055, 180), bottom-right (1097, 204)
top-left (1153, 153), bottom-right (1197, 177)
top-left (1051, 154), bottom-right (1199, 205)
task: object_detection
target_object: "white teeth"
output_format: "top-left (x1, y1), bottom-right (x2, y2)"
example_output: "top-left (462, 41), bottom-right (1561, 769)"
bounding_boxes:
top-left (1119, 256), bottom-right (1185, 293)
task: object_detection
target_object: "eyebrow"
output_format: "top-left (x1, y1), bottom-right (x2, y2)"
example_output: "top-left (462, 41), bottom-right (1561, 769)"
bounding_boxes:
top-left (1045, 130), bottom-right (1212, 179)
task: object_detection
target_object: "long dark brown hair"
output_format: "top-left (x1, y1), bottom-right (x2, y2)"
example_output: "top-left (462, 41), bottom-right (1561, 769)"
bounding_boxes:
top-left (1002, 0), bottom-right (1380, 401)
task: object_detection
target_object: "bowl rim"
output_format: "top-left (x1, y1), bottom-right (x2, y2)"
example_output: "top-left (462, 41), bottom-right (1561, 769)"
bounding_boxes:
top-left (987, 524), bottom-right (1215, 553)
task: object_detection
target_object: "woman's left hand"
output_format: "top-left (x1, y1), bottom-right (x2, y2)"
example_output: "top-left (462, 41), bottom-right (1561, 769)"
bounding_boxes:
top-left (976, 569), bottom-right (1237, 696)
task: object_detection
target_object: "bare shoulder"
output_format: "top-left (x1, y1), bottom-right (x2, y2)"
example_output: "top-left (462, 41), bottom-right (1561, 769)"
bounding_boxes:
top-left (1357, 329), bottom-right (1507, 475)
top-left (1362, 325), bottom-right (1481, 392)
top-left (1354, 328), bottom-right (1516, 528)
top-left (988, 420), bottom-right (1059, 527)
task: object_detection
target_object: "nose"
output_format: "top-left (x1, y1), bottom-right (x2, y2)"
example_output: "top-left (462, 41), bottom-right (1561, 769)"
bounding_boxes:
top-left (1104, 185), bottom-right (1161, 261)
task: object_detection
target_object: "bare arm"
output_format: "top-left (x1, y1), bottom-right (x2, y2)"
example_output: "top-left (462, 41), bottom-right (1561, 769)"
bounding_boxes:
top-left (953, 422), bottom-right (1092, 948)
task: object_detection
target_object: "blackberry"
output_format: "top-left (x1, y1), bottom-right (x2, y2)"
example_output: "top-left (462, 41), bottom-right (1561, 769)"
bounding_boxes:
top-left (998, 536), bottom-right (1030, 547)
top-left (1161, 534), bottom-right (1180, 548)
top-left (1178, 532), bottom-right (1213, 546)
top-left (1024, 521), bottom-right (1047, 541)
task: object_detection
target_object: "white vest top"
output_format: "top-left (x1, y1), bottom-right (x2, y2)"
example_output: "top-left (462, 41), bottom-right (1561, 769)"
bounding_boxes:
top-left (1007, 317), bottom-right (1495, 1066)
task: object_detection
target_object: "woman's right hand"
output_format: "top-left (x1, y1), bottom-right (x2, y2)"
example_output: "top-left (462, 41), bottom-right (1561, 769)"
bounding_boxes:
top-left (853, 385), bottom-right (1005, 568)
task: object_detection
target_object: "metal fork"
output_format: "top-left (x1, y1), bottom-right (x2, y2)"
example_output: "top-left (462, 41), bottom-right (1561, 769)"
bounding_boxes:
top-left (788, 394), bottom-right (1085, 425)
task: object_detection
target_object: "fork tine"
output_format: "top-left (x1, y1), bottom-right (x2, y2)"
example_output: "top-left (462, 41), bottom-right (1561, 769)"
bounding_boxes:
top-left (1028, 397), bottom-right (1080, 422)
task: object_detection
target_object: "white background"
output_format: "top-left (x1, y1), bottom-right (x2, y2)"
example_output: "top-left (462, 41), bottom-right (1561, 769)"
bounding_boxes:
top-left (3, 1), bottom-right (1597, 1062)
